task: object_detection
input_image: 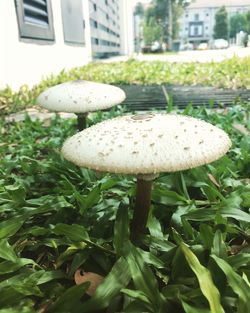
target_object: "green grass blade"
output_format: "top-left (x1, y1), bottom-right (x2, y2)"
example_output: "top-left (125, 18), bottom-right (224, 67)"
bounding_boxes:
top-left (179, 242), bottom-right (225, 313)
top-left (113, 204), bottom-right (130, 256)
top-left (81, 257), bottom-right (131, 312)
top-left (182, 300), bottom-right (210, 313)
top-left (211, 255), bottom-right (250, 313)
top-left (0, 216), bottom-right (25, 239)
top-left (126, 244), bottom-right (166, 313)
top-left (0, 239), bottom-right (18, 262)
top-left (48, 282), bottom-right (90, 313)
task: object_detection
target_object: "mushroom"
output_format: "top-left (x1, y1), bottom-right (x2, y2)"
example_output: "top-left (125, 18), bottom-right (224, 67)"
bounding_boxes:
top-left (36, 80), bottom-right (126, 131)
top-left (61, 113), bottom-right (231, 240)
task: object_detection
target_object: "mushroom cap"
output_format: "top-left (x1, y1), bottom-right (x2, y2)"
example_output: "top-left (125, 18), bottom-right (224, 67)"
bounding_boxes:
top-left (36, 80), bottom-right (126, 113)
top-left (61, 113), bottom-right (231, 175)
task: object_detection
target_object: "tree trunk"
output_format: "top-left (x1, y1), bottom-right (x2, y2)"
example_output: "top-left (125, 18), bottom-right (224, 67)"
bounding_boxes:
top-left (167, 0), bottom-right (173, 50)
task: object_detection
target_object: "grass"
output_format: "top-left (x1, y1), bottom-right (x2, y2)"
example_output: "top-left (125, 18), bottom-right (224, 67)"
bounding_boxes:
top-left (1, 56), bottom-right (250, 114)
top-left (0, 101), bottom-right (250, 312)
top-left (0, 56), bottom-right (250, 312)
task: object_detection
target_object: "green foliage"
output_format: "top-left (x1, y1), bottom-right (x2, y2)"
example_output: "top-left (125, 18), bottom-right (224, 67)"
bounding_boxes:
top-left (0, 100), bottom-right (249, 312)
top-left (143, 0), bottom-right (188, 46)
top-left (230, 13), bottom-right (247, 38)
top-left (214, 6), bottom-right (228, 40)
top-left (246, 9), bottom-right (250, 34)
top-left (143, 17), bottom-right (163, 45)
top-left (1, 57), bottom-right (250, 115)
top-left (134, 2), bottom-right (144, 17)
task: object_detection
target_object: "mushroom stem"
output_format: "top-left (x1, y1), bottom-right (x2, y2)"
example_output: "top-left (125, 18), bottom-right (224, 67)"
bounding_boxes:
top-left (131, 178), bottom-right (153, 241)
top-left (77, 113), bottom-right (87, 131)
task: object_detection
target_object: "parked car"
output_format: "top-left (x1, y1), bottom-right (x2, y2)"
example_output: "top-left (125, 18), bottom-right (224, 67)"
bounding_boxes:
top-left (197, 42), bottom-right (208, 50)
top-left (142, 42), bottom-right (163, 53)
top-left (179, 42), bottom-right (194, 51)
top-left (213, 39), bottom-right (229, 49)
top-left (151, 41), bottom-right (162, 53)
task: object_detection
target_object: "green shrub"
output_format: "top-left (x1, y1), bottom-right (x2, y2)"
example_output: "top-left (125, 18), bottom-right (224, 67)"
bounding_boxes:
top-left (0, 103), bottom-right (249, 312)
top-left (1, 57), bottom-right (250, 115)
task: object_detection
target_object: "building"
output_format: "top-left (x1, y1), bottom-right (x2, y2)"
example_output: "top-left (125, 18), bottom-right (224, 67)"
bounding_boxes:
top-left (0, 0), bottom-right (133, 90)
top-left (178, 0), bottom-right (250, 47)
top-left (133, 1), bottom-right (152, 53)
top-left (89, 0), bottom-right (134, 58)
top-left (89, 0), bottom-right (121, 58)
top-left (0, 0), bottom-right (92, 90)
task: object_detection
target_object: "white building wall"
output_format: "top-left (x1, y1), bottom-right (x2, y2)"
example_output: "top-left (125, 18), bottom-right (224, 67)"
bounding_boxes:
top-left (178, 2), bottom-right (250, 46)
top-left (0, 0), bottom-right (92, 90)
top-left (89, 0), bottom-right (122, 57)
top-left (89, 0), bottom-right (134, 57)
top-left (120, 0), bottom-right (134, 56)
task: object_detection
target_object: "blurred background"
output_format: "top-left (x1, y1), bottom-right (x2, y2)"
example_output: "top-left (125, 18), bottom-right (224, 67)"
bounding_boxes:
top-left (1, 0), bottom-right (250, 89)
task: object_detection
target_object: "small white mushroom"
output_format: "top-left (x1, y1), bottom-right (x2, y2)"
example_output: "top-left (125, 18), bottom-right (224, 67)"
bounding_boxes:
top-left (62, 113), bottom-right (232, 240)
top-left (36, 80), bottom-right (126, 131)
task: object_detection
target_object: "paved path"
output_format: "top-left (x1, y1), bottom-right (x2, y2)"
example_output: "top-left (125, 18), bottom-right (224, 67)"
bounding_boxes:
top-left (102, 46), bottom-right (250, 63)
top-left (5, 108), bottom-right (75, 123)
top-left (5, 84), bottom-right (250, 123)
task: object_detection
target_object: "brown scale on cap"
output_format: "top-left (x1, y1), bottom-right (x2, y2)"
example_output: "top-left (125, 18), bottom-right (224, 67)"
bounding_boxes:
top-left (36, 80), bottom-right (126, 113)
top-left (62, 113), bottom-right (231, 175)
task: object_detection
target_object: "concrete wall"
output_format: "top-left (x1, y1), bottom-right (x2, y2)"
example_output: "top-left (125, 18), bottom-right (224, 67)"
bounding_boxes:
top-left (179, 3), bottom-right (250, 45)
top-left (89, 0), bottom-right (133, 58)
top-left (120, 0), bottom-right (134, 56)
top-left (0, 0), bottom-right (92, 90)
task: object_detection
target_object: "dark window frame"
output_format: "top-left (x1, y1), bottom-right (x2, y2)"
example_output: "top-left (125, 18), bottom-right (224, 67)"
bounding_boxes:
top-left (189, 21), bottom-right (204, 38)
top-left (15, 0), bottom-right (55, 41)
top-left (61, 0), bottom-right (85, 45)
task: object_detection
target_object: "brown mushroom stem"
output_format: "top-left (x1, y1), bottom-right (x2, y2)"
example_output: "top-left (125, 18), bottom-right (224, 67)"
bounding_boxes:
top-left (131, 178), bottom-right (153, 241)
top-left (77, 113), bottom-right (87, 131)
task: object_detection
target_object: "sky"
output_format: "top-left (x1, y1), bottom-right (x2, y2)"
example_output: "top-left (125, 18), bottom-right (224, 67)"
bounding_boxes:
top-left (132, 0), bottom-right (151, 6)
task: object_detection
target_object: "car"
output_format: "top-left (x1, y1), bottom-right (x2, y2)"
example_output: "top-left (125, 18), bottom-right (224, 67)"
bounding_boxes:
top-left (213, 39), bottom-right (229, 49)
top-left (151, 41), bottom-right (162, 53)
top-left (197, 42), bottom-right (208, 50)
top-left (179, 42), bottom-right (194, 51)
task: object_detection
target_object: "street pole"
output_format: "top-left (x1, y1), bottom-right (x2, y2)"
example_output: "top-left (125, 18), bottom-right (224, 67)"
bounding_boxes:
top-left (167, 0), bottom-right (173, 50)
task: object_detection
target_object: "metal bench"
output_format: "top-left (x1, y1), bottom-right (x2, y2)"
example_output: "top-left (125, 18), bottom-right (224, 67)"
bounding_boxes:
top-left (119, 84), bottom-right (250, 110)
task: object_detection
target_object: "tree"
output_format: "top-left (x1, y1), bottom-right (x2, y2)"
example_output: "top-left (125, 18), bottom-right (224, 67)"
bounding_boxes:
top-left (134, 2), bottom-right (144, 17)
top-left (246, 9), bottom-right (250, 34)
top-left (145, 0), bottom-right (190, 50)
top-left (230, 13), bottom-right (247, 38)
top-left (143, 16), bottom-right (163, 45)
top-left (214, 6), bottom-right (228, 40)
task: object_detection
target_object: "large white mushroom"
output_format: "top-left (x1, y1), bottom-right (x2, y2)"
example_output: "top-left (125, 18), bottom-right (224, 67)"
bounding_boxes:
top-left (36, 80), bottom-right (126, 131)
top-left (61, 113), bottom-right (231, 240)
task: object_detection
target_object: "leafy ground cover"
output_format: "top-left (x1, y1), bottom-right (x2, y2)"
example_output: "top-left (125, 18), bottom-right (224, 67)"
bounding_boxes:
top-left (0, 101), bottom-right (249, 313)
top-left (1, 56), bottom-right (250, 114)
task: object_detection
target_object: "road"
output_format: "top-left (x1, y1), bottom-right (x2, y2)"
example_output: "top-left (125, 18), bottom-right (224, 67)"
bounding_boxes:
top-left (103, 46), bottom-right (250, 63)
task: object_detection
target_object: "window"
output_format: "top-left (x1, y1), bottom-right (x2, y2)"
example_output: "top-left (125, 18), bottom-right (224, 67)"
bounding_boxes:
top-left (15, 0), bottom-right (55, 41)
top-left (189, 22), bottom-right (203, 37)
top-left (93, 3), bottom-right (97, 11)
top-left (194, 14), bottom-right (199, 21)
top-left (91, 37), bottom-right (99, 45)
top-left (61, 0), bottom-right (85, 45)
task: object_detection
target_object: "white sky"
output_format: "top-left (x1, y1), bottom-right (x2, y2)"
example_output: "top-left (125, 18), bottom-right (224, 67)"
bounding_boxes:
top-left (132, 0), bottom-right (152, 6)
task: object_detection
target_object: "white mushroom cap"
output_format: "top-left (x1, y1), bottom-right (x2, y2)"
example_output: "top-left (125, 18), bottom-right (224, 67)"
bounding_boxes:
top-left (36, 80), bottom-right (126, 113)
top-left (61, 113), bottom-right (231, 175)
